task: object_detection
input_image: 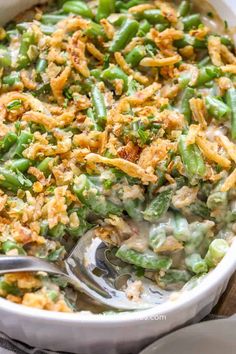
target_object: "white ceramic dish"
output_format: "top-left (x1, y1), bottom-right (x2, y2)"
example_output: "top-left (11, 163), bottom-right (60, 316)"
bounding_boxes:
top-left (0, 1), bottom-right (235, 354)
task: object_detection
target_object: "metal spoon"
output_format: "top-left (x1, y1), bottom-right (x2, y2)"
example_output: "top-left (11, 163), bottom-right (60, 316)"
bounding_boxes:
top-left (0, 229), bottom-right (169, 310)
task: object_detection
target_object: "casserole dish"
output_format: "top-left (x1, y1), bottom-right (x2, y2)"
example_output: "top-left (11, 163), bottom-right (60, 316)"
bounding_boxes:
top-left (0, 0), bottom-right (235, 353)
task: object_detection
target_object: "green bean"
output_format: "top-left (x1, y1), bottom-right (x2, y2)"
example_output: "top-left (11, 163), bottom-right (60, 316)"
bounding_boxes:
top-left (172, 212), bottom-right (190, 241)
top-left (207, 190), bottom-right (227, 211)
top-left (182, 14), bottom-right (202, 31)
top-left (16, 22), bottom-right (31, 33)
top-left (73, 174), bottom-right (122, 217)
top-left (204, 239), bottom-right (229, 267)
top-left (123, 199), bottom-right (144, 221)
top-left (143, 189), bottom-right (173, 223)
top-left (125, 46), bottom-right (146, 67)
top-left (48, 223), bottom-right (65, 239)
top-left (205, 96), bottom-right (230, 120)
top-left (115, 0), bottom-right (144, 11)
top-left (85, 21), bottom-right (105, 38)
top-left (2, 240), bottom-right (26, 255)
top-left (187, 200), bottom-right (211, 219)
top-left (8, 158), bottom-right (31, 173)
top-left (148, 224), bottom-right (166, 252)
top-left (109, 19), bottom-right (139, 53)
top-left (158, 269), bottom-right (191, 289)
top-left (178, 135), bottom-right (206, 180)
top-left (0, 132), bottom-right (17, 154)
top-left (2, 72), bottom-right (20, 86)
top-left (137, 20), bottom-right (151, 37)
top-left (91, 85), bottom-right (107, 129)
top-left (180, 87), bottom-right (195, 123)
top-left (62, 1), bottom-right (93, 19)
top-left (185, 253), bottom-right (208, 274)
top-left (101, 66), bottom-right (128, 92)
top-left (11, 131), bottom-right (33, 158)
top-left (135, 9), bottom-right (169, 25)
top-left (87, 107), bottom-right (100, 131)
top-left (37, 157), bottom-right (53, 176)
top-left (0, 166), bottom-right (32, 191)
top-left (40, 220), bottom-right (49, 236)
top-left (41, 14), bottom-right (67, 24)
top-left (17, 30), bottom-right (36, 69)
top-left (0, 46), bottom-right (11, 68)
top-left (40, 24), bottom-right (55, 36)
top-left (195, 65), bottom-right (221, 87)
top-left (226, 88), bottom-right (236, 140)
top-left (66, 210), bottom-right (92, 238)
top-left (174, 34), bottom-right (195, 48)
top-left (116, 245), bottom-right (172, 270)
top-left (90, 69), bottom-right (102, 80)
top-left (178, 0), bottom-right (190, 17)
top-left (36, 58), bottom-right (47, 74)
top-left (96, 0), bottom-right (115, 22)
top-left (185, 221), bottom-right (211, 255)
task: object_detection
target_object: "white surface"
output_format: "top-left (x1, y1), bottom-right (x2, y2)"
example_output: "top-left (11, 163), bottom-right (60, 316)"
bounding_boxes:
top-left (0, 1), bottom-right (235, 354)
top-left (140, 316), bottom-right (236, 354)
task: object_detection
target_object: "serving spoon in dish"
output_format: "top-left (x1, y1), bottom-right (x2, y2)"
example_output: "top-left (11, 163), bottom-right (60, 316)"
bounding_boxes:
top-left (0, 229), bottom-right (169, 311)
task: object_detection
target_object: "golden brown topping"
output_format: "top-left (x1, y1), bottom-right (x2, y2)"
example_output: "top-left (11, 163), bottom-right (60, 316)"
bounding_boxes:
top-left (140, 54), bottom-right (181, 67)
top-left (196, 136), bottom-right (231, 169)
top-left (100, 19), bottom-right (115, 39)
top-left (189, 98), bottom-right (207, 127)
top-left (50, 66), bottom-right (71, 105)
top-left (208, 36), bottom-right (222, 66)
top-left (86, 153), bottom-right (157, 183)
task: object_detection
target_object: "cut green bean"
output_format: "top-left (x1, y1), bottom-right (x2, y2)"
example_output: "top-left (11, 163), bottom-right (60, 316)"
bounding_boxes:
top-left (73, 174), bottom-right (122, 217)
top-left (0, 132), bottom-right (17, 154)
top-left (180, 87), bottom-right (195, 123)
top-left (185, 253), bottom-right (208, 274)
top-left (158, 269), bottom-right (191, 289)
top-left (148, 224), bottom-right (166, 252)
top-left (96, 0), bottom-right (115, 22)
top-left (137, 20), bottom-right (151, 37)
top-left (0, 46), bottom-right (11, 68)
top-left (91, 85), bottom-right (107, 129)
top-left (204, 239), bottom-right (229, 267)
top-left (0, 166), bottom-right (32, 191)
top-left (143, 189), bottom-right (173, 222)
top-left (17, 30), bottom-right (37, 69)
top-left (172, 212), bottom-right (190, 241)
top-left (135, 9), bottom-right (169, 25)
top-left (195, 65), bottom-right (221, 86)
top-left (11, 131), bottom-right (33, 158)
top-left (62, 1), bottom-right (93, 19)
top-left (8, 158), bottom-right (31, 172)
top-left (226, 88), bottom-right (236, 140)
top-left (125, 46), bottom-right (146, 67)
top-left (116, 245), bottom-right (172, 270)
top-left (2, 72), bottom-right (20, 86)
top-left (182, 14), bottom-right (201, 31)
top-left (101, 66), bottom-right (128, 92)
top-left (109, 19), bottom-right (139, 53)
top-left (178, 135), bottom-right (206, 180)
top-left (178, 0), bottom-right (190, 17)
top-left (205, 96), bottom-right (230, 120)
top-left (41, 14), bottom-right (67, 24)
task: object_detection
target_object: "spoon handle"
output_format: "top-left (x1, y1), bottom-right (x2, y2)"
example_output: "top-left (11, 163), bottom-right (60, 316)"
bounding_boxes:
top-left (0, 255), bottom-right (66, 276)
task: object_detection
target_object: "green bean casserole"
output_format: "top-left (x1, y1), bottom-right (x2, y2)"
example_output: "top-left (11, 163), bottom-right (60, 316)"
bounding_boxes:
top-left (0, 0), bottom-right (235, 312)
